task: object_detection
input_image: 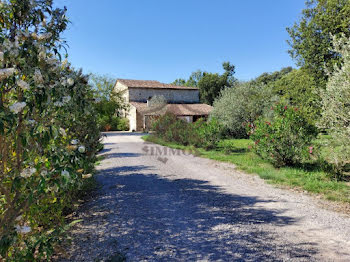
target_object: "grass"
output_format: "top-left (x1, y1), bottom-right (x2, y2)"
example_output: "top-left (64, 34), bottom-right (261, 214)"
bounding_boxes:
top-left (142, 135), bottom-right (350, 203)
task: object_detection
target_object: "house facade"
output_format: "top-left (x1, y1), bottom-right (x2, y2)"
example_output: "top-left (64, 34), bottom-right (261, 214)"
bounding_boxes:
top-left (114, 79), bottom-right (212, 131)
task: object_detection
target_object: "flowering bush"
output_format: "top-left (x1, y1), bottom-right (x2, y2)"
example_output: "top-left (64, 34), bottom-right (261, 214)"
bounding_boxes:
top-left (0, 0), bottom-right (100, 260)
top-left (249, 103), bottom-right (318, 167)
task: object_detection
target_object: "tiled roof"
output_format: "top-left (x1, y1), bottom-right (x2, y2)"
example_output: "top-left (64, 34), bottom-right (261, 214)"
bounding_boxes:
top-left (117, 79), bottom-right (198, 90)
top-left (130, 102), bottom-right (212, 116)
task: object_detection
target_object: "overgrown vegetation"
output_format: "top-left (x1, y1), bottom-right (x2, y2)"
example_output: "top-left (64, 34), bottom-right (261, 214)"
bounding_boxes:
top-left (249, 103), bottom-right (318, 167)
top-left (152, 113), bottom-right (222, 150)
top-left (90, 74), bottom-right (129, 131)
top-left (0, 1), bottom-right (101, 260)
top-left (168, 0), bottom-right (350, 180)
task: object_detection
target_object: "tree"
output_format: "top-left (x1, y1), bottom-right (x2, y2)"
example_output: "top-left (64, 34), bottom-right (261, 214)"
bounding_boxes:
top-left (211, 82), bottom-right (274, 138)
top-left (253, 67), bottom-right (293, 86)
top-left (198, 73), bottom-right (225, 105)
top-left (171, 70), bottom-right (203, 87)
top-left (90, 73), bottom-right (115, 100)
top-left (187, 70), bottom-right (204, 87)
top-left (287, 0), bottom-right (350, 86)
top-left (272, 68), bottom-right (320, 123)
top-left (90, 74), bottom-right (128, 131)
top-left (318, 35), bottom-right (350, 176)
top-left (198, 62), bottom-right (236, 105)
top-left (171, 62), bottom-right (236, 104)
top-left (172, 78), bottom-right (187, 86)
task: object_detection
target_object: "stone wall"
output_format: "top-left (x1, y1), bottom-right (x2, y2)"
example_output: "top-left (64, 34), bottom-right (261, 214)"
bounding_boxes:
top-left (114, 81), bottom-right (129, 102)
top-left (129, 88), bottom-right (199, 103)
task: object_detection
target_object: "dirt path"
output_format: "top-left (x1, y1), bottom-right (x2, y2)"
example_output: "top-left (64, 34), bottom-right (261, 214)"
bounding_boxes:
top-left (60, 132), bottom-right (350, 261)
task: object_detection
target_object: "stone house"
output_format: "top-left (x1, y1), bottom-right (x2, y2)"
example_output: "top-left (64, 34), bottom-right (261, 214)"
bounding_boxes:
top-left (114, 79), bottom-right (213, 131)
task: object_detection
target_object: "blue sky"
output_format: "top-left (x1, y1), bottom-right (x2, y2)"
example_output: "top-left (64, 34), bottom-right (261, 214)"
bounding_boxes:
top-left (55, 0), bottom-right (305, 83)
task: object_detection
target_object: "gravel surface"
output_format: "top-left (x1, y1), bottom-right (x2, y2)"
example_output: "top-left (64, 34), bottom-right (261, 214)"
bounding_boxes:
top-left (59, 132), bottom-right (350, 261)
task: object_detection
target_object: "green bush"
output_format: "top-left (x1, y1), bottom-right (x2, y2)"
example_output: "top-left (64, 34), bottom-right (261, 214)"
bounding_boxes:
top-left (152, 113), bottom-right (179, 139)
top-left (211, 82), bottom-right (274, 138)
top-left (98, 116), bottom-right (129, 131)
top-left (0, 1), bottom-right (100, 260)
top-left (152, 113), bottom-right (221, 149)
top-left (117, 118), bottom-right (130, 131)
top-left (192, 118), bottom-right (222, 149)
top-left (249, 103), bottom-right (318, 167)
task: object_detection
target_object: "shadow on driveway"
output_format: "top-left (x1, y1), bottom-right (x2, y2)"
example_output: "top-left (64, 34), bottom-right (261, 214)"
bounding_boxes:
top-left (63, 164), bottom-right (319, 261)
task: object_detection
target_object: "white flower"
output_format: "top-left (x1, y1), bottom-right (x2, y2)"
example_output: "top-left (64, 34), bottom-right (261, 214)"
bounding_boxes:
top-left (62, 95), bottom-right (71, 103)
top-left (47, 57), bottom-right (58, 66)
top-left (27, 119), bottom-right (36, 125)
top-left (60, 78), bottom-right (67, 86)
top-left (59, 127), bottom-right (67, 137)
top-left (67, 78), bottom-right (74, 86)
top-left (9, 102), bottom-right (26, 114)
top-left (9, 48), bottom-right (19, 57)
top-left (14, 36), bottom-right (19, 48)
top-left (37, 32), bottom-right (52, 41)
top-left (71, 139), bottom-right (79, 145)
top-left (32, 32), bottom-right (52, 41)
top-left (33, 69), bottom-right (43, 83)
top-left (0, 68), bottom-right (16, 81)
top-left (38, 50), bottom-right (46, 61)
top-left (17, 79), bottom-right (30, 90)
top-left (41, 170), bottom-right (48, 177)
top-left (61, 170), bottom-right (70, 179)
top-left (0, 51), bottom-right (4, 62)
top-left (54, 101), bottom-right (64, 107)
top-left (15, 225), bottom-right (31, 234)
top-left (78, 146), bottom-right (86, 153)
top-left (20, 167), bottom-right (36, 178)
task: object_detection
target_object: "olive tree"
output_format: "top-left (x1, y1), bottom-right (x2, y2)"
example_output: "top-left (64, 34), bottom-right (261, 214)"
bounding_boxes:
top-left (211, 82), bottom-right (274, 138)
top-left (318, 35), bottom-right (350, 176)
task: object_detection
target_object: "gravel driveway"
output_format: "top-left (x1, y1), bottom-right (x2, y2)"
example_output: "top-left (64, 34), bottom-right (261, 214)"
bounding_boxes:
top-left (60, 132), bottom-right (350, 261)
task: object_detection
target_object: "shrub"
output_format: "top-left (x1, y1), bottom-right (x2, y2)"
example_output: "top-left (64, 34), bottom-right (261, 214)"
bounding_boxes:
top-left (0, 1), bottom-right (100, 260)
top-left (318, 35), bottom-right (350, 177)
top-left (97, 115), bottom-right (129, 131)
top-left (117, 118), bottom-right (129, 131)
top-left (152, 113), bottom-right (179, 138)
top-left (192, 118), bottom-right (222, 149)
top-left (249, 103), bottom-right (318, 167)
top-left (152, 113), bottom-right (221, 149)
top-left (211, 82), bottom-right (274, 138)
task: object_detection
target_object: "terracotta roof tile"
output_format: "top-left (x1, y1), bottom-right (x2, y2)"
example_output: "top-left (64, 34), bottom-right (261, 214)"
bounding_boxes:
top-left (117, 79), bottom-right (198, 90)
top-left (130, 102), bottom-right (212, 116)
